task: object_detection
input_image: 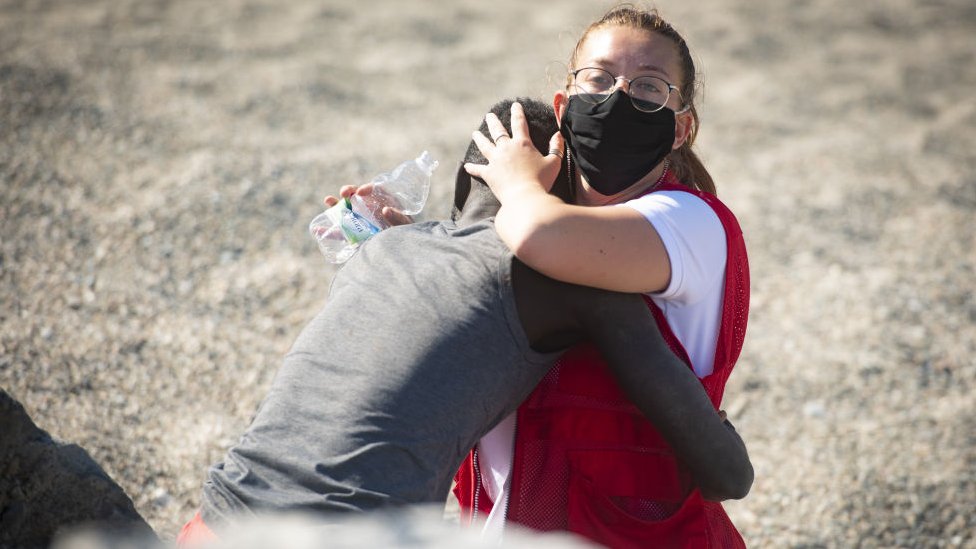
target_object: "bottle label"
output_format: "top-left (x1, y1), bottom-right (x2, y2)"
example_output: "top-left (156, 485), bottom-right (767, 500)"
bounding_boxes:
top-left (324, 198), bottom-right (381, 244)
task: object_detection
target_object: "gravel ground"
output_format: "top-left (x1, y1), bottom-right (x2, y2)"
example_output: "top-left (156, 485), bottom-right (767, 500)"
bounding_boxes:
top-left (1, 0), bottom-right (974, 546)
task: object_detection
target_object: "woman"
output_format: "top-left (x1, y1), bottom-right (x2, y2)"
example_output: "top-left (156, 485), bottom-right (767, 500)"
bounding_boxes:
top-left (456, 6), bottom-right (751, 548)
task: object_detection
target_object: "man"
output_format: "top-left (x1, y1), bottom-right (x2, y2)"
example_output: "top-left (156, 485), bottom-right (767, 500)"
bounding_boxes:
top-left (179, 98), bottom-right (752, 543)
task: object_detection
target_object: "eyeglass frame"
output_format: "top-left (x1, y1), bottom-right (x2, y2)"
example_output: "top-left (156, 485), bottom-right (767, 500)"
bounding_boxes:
top-left (568, 67), bottom-right (691, 114)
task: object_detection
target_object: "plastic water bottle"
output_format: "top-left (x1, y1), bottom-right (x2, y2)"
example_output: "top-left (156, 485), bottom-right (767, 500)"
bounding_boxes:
top-left (309, 151), bottom-right (439, 264)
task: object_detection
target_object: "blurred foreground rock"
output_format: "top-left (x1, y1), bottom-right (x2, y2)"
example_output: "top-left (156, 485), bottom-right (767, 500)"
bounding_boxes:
top-left (52, 507), bottom-right (599, 549)
top-left (0, 389), bottom-right (156, 549)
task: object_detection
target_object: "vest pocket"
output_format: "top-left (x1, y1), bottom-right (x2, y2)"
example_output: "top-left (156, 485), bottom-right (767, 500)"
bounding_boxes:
top-left (566, 449), bottom-right (707, 548)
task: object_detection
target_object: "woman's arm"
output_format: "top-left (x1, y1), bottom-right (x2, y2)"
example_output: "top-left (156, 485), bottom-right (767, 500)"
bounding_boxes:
top-left (465, 102), bottom-right (671, 294)
top-left (495, 188), bottom-right (671, 294)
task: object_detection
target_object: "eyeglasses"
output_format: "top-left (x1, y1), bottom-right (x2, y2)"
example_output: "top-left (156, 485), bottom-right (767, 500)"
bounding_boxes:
top-left (570, 67), bottom-right (686, 113)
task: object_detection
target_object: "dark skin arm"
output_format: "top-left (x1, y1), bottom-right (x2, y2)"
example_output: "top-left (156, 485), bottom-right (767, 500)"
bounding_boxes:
top-left (512, 259), bottom-right (753, 501)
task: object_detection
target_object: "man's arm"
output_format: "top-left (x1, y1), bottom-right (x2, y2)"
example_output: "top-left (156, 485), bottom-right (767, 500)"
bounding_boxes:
top-left (512, 259), bottom-right (753, 501)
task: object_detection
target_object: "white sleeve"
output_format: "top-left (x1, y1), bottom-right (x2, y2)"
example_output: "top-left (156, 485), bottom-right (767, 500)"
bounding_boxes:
top-left (621, 191), bottom-right (727, 305)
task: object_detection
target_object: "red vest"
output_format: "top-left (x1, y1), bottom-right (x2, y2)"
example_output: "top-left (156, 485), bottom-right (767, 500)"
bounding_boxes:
top-left (454, 180), bottom-right (750, 548)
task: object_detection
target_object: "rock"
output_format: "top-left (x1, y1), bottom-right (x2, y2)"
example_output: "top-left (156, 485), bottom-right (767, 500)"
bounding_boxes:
top-left (54, 507), bottom-right (600, 549)
top-left (0, 390), bottom-right (157, 549)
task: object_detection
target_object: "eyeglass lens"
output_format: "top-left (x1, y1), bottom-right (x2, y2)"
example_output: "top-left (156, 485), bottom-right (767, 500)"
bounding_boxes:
top-left (573, 67), bottom-right (670, 112)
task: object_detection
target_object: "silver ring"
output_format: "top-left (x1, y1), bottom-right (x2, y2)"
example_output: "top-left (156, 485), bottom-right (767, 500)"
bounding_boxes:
top-left (548, 148), bottom-right (564, 159)
top-left (493, 134), bottom-right (511, 143)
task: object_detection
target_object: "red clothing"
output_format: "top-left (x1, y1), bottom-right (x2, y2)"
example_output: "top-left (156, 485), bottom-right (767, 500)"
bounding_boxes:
top-left (176, 511), bottom-right (218, 548)
top-left (454, 181), bottom-right (750, 548)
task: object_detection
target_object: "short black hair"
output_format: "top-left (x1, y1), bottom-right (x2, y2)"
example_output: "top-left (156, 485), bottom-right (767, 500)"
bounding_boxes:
top-left (452, 97), bottom-right (569, 220)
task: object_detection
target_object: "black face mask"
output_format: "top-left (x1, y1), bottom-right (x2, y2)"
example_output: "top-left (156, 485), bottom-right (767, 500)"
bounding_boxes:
top-left (559, 89), bottom-right (675, 196)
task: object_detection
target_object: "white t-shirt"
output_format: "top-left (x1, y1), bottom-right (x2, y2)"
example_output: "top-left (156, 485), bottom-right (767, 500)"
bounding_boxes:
top-left (477, 190), bottom-right (728, 539)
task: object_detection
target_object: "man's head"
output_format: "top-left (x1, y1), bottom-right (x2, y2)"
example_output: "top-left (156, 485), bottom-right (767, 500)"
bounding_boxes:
top-left (452, 98), bottom-right (570, 222)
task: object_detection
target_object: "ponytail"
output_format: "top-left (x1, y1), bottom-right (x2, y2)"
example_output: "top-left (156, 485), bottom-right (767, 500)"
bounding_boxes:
top-left (670, 105), bottom-right (716, 195)
top-left (671, 145), bottom-right (715, 196)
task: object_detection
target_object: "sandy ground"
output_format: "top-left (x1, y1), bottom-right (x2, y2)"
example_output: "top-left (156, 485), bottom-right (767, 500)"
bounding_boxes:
top-left (1, 0), bottom-right (974, 546)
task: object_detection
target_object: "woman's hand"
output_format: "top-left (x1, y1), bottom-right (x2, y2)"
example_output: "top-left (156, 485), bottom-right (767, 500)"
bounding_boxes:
top-left (322, 183), bottom-right (414, 227)
top-left (463, 102), bottom-right (564, 205)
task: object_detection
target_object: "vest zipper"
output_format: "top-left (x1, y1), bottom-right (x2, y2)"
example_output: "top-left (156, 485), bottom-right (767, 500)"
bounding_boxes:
top-left (471, 447), bottom-right (481, 522)
top-left (497, 416), bottom-right (518, 536)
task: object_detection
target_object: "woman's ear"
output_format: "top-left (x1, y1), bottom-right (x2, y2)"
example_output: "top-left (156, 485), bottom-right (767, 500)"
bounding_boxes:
top-left (673, 110), bottom-right (694, 150)
top-left (553, 90), bottom-right (569, 127)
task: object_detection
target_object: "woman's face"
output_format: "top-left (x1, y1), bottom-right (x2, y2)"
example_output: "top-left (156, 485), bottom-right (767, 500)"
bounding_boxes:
top-left (555, 25), bottom-right (694, 204)
top-left (571, 25), bottom-right (686, 113)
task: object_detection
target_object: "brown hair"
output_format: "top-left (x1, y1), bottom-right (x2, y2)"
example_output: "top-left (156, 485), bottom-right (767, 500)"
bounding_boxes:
top-left (568, 4), bottom-right (716, 195)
